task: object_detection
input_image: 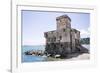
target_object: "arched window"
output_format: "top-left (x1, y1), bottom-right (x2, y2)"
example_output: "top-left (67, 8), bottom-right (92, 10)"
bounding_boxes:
top-left (63, 29), bottom-right (65, 32)
top-left (59, 36), bottom-right (62, 40)
top-left (45, 33), bottom-right (48, 38)
top-left (53, 37), bottom-right (56, 42)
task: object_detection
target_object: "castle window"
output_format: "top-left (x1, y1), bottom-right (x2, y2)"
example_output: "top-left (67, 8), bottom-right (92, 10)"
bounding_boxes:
top-left (54, 37), bottom-right (56, 42)
top-left (63, 29), bottom-right (65, 32)
top-left (45, 33), bottom-right (48, 37)
top-left (59, 36), bottom-right (62, 40)
top-left (61, 44), bottom-right (63, 47)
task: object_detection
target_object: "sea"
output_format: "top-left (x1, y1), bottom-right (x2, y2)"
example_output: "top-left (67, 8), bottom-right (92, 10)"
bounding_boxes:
top-left (22, 44), bottom-right (90, 63)
top-left (22, 45), bottom-right (47, 62)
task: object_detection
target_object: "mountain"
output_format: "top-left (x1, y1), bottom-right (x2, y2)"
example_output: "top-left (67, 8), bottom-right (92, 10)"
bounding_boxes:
top-left (80, 37), bottom-right (90, 44)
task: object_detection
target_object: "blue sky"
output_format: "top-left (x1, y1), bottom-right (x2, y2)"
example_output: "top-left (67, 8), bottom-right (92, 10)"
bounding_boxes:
top-left (22, 10), bottom-right (90, 45)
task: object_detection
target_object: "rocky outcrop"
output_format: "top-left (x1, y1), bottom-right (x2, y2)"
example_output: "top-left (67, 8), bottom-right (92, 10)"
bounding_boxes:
top-left (24, 50), bottom-right (44, 56)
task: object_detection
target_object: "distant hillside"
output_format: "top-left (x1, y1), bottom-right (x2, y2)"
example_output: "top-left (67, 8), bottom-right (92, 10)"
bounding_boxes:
top-left (80, 37), bottom-right (90, 44)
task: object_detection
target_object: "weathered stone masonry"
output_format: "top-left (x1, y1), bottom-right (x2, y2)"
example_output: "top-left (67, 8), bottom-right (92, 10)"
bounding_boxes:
top-left (44, 15), bottom-right (88, 57)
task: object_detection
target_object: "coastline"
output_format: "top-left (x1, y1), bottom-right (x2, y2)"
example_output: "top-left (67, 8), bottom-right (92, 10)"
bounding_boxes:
top-left (45, 53), bottom-right (90, 61)
top-left (22, 45), bottom-right (90, 62)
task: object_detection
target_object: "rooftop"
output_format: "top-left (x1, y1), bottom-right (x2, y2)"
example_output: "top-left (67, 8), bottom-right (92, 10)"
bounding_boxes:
top-left (56, 15), bottom-right (71, 21)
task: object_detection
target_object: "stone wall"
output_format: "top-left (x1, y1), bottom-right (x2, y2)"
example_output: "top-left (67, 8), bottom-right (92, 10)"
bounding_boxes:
top-left (45, 42), bottom-right (71, 57)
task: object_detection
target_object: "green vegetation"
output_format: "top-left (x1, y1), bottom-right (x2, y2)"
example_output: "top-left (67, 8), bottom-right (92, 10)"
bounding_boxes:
top-left (80, 37), bottom-right (90, 44)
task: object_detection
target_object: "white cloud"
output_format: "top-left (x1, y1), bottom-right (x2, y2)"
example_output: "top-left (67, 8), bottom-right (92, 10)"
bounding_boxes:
top-left (80, 28), bottom-right (90, 38)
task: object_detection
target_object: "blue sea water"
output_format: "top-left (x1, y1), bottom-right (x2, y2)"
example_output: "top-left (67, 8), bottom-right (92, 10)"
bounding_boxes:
top-left (22, 45), bottom-right (46, 62)
top-left (22, 45), bottom-right (90, 62)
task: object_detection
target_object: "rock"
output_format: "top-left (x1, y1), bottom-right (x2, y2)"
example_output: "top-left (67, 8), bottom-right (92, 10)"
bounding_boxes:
top-left (24, 50), bottom-right (45, 56)
top-left (76, 45), bottom-right (89, 53)
top-left (54, 54), bottom-right (61, 58)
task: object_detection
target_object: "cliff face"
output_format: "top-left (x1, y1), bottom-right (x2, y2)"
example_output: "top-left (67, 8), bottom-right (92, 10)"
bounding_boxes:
top-left (44, 15), bottom-right (88, 58)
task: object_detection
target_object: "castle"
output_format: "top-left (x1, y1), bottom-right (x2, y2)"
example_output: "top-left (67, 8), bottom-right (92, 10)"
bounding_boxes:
top-left (44, 15), bottom-right (88, 58)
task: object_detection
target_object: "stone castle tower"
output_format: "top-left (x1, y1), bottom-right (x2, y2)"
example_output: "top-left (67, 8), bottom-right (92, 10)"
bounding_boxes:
top-left (44, 15), bottom-right (88, 57)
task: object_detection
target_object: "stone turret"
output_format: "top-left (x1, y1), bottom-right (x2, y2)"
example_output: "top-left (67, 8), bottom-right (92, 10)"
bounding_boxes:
top-left (56, 15), bottom-right (71, 30)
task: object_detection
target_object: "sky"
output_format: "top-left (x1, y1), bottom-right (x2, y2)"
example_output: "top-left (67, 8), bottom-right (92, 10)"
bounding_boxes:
top-left (22, 10), bottom-right (90, 45)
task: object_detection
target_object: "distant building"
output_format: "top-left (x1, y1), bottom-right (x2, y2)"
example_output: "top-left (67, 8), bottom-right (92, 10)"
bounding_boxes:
top-left (44, 15), bottom-right (88, 57)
